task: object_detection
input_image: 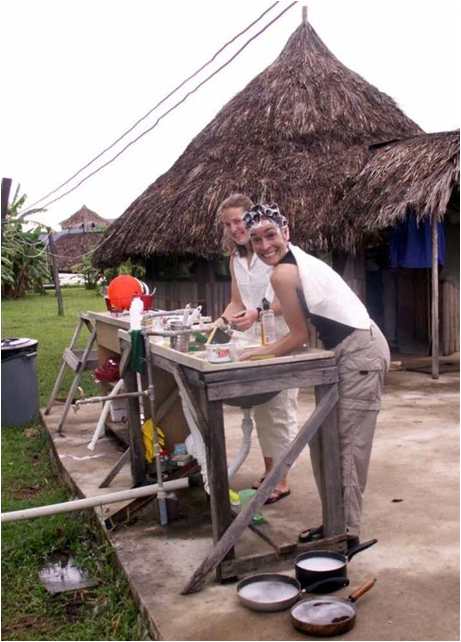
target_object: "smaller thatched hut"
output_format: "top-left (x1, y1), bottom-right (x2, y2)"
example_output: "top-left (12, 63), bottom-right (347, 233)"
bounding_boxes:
top-left (60, 205), bottom-right (112, 232)
top-left (52, 205), bottom-right (112, 272)
top-left (339, 130), bottom-right (460, 362)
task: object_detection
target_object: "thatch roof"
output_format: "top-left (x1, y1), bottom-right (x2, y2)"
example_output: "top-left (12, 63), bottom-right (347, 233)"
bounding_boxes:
top-left (93, 20), bottom-right (421, 268)
top-left (53, 231), bottom-right (104, 272)
top-left (61, 205), bottom-right (110, 229)
top-left (338, 130), bottom-right (460, 248)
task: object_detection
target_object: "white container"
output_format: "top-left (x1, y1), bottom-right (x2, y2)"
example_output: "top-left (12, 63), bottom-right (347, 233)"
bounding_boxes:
top-left (206, 343), bottom-right (232, 363)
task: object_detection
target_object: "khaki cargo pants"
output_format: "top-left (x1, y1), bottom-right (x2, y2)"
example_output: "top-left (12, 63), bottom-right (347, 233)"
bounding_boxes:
top-left (310, 321), bottom-right (390, 537)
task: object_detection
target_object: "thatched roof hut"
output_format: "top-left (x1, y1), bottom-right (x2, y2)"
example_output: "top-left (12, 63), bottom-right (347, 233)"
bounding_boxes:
top-left (339, 130), bottom-right (460, 248)
top-left (61, 205), bottom-right (111, 231)
top-left (93, 19), bottom-right (421, 268)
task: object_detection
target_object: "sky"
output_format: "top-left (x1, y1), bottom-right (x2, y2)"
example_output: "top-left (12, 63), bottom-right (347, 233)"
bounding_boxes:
top-left (2, 0), bottom-right (459, 230)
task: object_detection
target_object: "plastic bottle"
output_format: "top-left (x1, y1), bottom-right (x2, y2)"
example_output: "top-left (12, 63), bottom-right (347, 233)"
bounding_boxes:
top-left (129, 296), bottom-right (144, 330)
top-left (260, 298), bottom-right (276, 345)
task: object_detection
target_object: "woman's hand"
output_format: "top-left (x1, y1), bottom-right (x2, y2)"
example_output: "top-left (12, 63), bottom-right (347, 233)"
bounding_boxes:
top-left (239, 346), bottom-right (268, 361)
top-left (230, 308), bottom-right (258, 331)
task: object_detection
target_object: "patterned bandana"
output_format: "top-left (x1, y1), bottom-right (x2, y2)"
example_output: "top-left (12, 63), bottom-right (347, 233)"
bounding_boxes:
top-left (243, 203), bottom-right (287, 230)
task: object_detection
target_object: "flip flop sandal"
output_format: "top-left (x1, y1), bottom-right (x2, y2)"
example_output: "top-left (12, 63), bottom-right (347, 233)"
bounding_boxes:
top-left (298, 524), bottom-right (324, 543)
top-left (251, 475), bottom-right (266, 490)
top-left (264, 489), bottom-right (291, 505)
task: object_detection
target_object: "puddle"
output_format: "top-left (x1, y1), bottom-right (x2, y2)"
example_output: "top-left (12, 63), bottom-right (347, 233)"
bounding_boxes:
top-left (39, 555), bottom-right (98, 594)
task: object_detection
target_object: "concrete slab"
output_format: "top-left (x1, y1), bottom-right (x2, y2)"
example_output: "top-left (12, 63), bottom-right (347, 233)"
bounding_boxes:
top-left (42, 370), bottom-right (460, 641)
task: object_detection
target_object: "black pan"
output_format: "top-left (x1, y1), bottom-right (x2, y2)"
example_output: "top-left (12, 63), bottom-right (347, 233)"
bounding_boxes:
top-left (295, 539), bottom-right (377, 593)
top-left (290, 578), bottom-right (376, 637)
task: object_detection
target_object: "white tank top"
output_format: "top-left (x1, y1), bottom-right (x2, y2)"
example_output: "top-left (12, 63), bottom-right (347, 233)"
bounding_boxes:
top-left (232, 251), bottom-right (289, 340)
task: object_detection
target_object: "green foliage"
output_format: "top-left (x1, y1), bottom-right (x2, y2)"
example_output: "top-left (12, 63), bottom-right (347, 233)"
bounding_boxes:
top-left (97, 258), bottom-right (147, 295)
top-left (72, 253), bottom-right (103, 290)
top-left (102, 258), bottom-right (146, 284)
top-left (1, 193), bottom-right (51, 298)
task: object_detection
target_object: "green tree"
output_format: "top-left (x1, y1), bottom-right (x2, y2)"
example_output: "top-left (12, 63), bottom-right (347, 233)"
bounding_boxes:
top-left (73, 252), bottom-right (102, 290)
top-left (1, 192), bottom-right (51, 298)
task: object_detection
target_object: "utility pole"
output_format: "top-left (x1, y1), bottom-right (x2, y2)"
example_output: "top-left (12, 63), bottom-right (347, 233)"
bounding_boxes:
top-left (47, 228), bottom-right (64, 316)
top-left (1, 177), bottom-right (12, 241)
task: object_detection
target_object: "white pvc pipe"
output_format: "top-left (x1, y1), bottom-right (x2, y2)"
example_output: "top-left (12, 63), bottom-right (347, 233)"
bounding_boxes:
top-left (228, 408), bottom-right (254, 481)
top-left (1, 478), bottom-right (189, 523)
top-left (88, 378), bottom-right (125, 451)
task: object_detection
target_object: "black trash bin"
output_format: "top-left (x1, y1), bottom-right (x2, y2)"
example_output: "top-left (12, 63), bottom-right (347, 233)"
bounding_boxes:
top-left (1, 338), bottom-right (39, 427)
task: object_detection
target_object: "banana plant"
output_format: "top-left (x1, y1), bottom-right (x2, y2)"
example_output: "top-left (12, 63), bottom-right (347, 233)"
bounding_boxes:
top-left (1, 189), bottom-right (50, 298)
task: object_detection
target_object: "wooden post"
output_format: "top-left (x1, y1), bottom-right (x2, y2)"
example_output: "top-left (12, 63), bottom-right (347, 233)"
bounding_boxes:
top-left (1, 177), bottom-right (12, 242)
top-left (431, 215), bottom-right (439, 379)
top-left (302, 5), bottom-right (308, 24)
top-left (47, 229), bottom-right (64, 316)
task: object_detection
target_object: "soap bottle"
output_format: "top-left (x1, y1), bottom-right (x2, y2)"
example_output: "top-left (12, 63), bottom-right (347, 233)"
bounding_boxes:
top-left (260, 298), bottom-right (276, 345)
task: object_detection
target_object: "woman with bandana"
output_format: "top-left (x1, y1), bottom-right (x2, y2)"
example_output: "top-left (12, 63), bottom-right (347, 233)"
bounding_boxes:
top-left (216, 194), bottom-right (298, 504)
top-left (240, 202), bottom-right (390, 550)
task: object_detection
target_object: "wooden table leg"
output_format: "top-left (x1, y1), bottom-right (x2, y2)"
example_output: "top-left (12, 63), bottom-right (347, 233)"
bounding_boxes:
top-left (181, 383), bottom-right (339, 594)
top-left (172, 366), bottom-right (234, 581)
top-left (197, 390), bottom-right (234, 582)
top-left (315, 384), bottom-right (345, 538)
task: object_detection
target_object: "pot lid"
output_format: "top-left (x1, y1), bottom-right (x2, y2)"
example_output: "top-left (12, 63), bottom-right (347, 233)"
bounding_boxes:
top-left (1, 337), bottom-right (38, 351)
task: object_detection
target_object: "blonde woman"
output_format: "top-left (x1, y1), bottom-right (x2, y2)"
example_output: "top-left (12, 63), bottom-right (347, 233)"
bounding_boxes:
top-left (216, 194), bottom-right (298, 504)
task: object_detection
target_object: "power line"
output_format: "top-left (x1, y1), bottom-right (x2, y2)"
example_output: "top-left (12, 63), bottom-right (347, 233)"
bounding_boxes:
top-left (23, 1), bottom-right (297, 217)
top-left (25, 2), bottom-right (281, 211)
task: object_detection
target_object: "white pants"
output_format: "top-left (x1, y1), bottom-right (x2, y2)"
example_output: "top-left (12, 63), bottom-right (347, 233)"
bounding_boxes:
top-left (252, 388), bottom-right (299, 460)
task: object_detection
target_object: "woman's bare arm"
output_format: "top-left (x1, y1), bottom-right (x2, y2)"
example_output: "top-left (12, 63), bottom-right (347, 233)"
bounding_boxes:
top-left (240, 263), bottom-right (308, 359)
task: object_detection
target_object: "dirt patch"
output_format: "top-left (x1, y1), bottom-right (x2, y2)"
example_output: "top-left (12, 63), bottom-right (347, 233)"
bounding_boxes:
top-left (12, 484), bottom-right (41, 499)
top-left (24, 427), bottom-right (41, 439)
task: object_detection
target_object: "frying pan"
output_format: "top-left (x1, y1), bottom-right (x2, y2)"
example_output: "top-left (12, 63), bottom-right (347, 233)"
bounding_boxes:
top-left (290, 577), bottom-right (376, 637)
top-left (236, 573), bottom-right (349, 612)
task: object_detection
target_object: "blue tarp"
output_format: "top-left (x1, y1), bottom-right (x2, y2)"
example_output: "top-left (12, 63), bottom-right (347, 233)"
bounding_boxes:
top-left (389, 214), bottom-right (445, 268)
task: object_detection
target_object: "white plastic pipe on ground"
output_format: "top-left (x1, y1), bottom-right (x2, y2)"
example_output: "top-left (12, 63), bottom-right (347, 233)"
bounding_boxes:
top-left (1, 478), bottom-right (189, 523)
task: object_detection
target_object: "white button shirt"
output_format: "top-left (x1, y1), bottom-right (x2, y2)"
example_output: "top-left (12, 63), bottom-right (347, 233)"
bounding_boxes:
top-left (232, 251), bottom-right (289, 340)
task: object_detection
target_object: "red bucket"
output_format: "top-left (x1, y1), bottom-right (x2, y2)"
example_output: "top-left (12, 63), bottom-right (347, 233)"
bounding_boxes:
top-left (140, 294), bottom-right (154, 311)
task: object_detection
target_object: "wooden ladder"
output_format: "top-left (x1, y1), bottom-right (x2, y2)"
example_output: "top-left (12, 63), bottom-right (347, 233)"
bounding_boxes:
top-left (44, 313), bottom-right (98, 434)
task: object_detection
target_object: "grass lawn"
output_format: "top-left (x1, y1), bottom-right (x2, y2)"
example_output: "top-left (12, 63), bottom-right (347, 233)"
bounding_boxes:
top-left (2, 289), bottom-right (149, 641)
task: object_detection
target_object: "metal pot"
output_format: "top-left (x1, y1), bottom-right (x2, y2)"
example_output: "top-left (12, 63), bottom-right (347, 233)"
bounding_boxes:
top-left (168, 321), bottom-right (190, 352)
top-left (236, 573), bottom-right (349, 613)
top-left (295, 539), bottom-right (377, 593)
top-left (290, 578), bottom-right (376, 637)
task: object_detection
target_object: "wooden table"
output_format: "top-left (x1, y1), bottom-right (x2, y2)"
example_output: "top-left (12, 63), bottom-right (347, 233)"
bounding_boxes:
top-left (91, 312), bottom-right (346, 590)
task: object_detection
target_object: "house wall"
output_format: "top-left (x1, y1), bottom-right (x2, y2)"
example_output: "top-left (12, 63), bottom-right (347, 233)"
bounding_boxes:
top-left (146, 258), bottom-right (231, 320)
